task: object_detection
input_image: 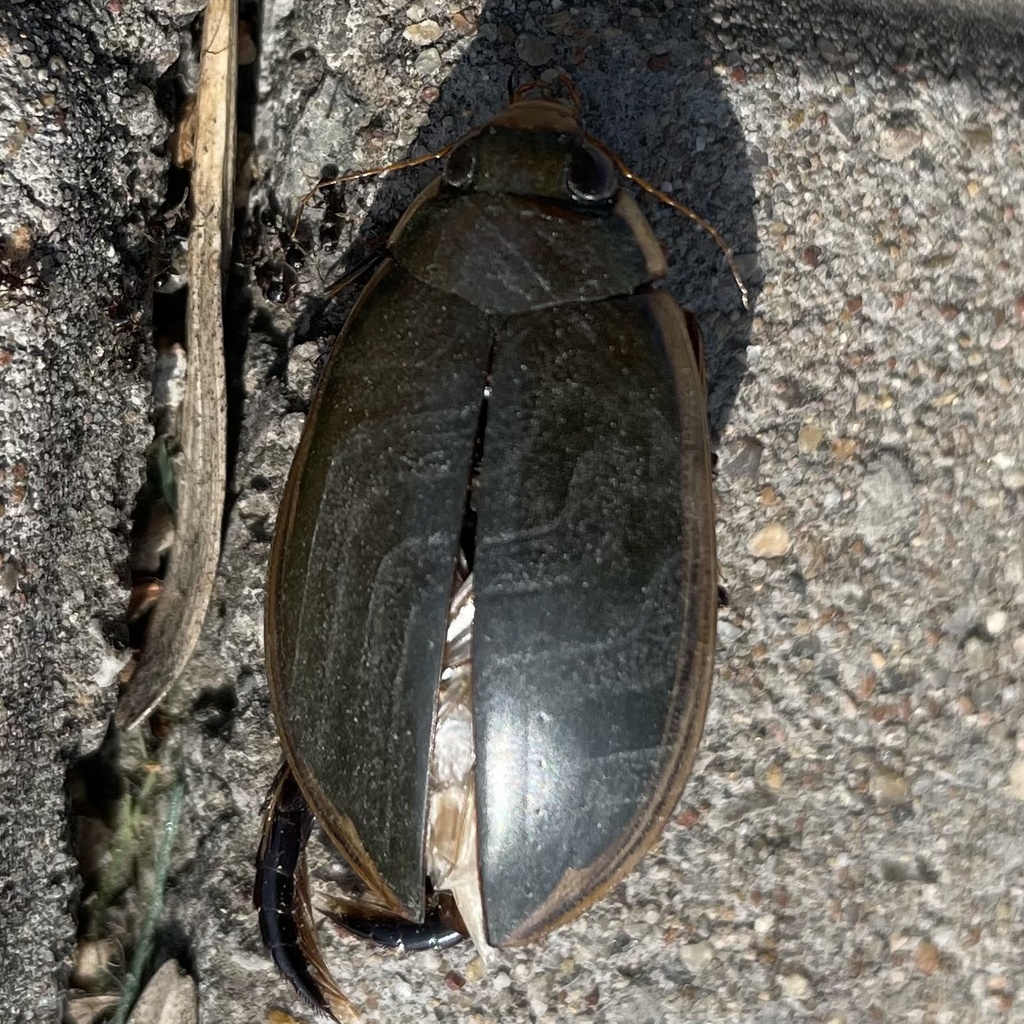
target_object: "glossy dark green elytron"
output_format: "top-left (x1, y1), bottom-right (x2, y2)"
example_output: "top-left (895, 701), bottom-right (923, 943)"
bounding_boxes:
top-left (266, 99), bottom-right (716, 949)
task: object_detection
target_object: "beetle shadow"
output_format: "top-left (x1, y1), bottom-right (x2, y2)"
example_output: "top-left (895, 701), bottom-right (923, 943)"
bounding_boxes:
top-left (415, 19), bottom-right (760, 437)
top-left (263, 0), bottom-right (1024, 437)
top-left (271, 3), bottom-right (760, 439)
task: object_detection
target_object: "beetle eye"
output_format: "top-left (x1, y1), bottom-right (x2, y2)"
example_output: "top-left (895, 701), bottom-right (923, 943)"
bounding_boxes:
top-left (443, 142), bottom-right (476, 190)
top-left (566, 142), bottom-right (617, 204)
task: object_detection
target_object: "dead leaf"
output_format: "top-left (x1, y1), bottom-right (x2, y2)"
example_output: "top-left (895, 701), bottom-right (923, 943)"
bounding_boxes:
top-left (116, 0), bottom-right (235, 730)
top-left (65, 994), bottom-right (120, 1024)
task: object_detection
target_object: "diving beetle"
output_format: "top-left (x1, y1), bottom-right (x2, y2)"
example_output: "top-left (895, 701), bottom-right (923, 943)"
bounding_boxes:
top-left (256, 88), bottom-right (729, 1020)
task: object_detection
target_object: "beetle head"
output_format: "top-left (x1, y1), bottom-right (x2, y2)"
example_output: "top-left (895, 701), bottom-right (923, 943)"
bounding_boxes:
top-left (442, 99), bottom-right (619, 207)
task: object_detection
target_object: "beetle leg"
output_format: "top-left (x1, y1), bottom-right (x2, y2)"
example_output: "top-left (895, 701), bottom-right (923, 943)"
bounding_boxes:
top-left (255, 764), bottom-right (357, 1022)
top-left (324, 888), bottom-right (466, 952)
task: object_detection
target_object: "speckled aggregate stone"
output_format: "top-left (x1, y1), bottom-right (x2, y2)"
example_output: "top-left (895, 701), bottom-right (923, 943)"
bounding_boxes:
top-left (4, 0), bottom-right (1024, 1021)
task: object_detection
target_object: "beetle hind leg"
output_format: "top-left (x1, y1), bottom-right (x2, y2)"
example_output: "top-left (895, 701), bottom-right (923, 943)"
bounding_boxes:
top-left (323, 885), bottom-right (466, 952)
top-left (255, 764), bottom-right (357, 1022)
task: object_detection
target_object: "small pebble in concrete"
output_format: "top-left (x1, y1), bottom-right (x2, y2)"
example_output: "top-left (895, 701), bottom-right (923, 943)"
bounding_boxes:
top-left (412, 47), bottom-right (441, 76)
top-left (780, 972), bottom-right (812, 999)
top-left (464, 956), bottom-right (486, 983)
top-left (914, 939), bottom-right (940, 975)
top-left (749, 521), bottom-right (792, 558)
top-left (403, 20), bottom-right (442, 45)
top-left (1008, 759), bottom-right (1024, 800)
top-left (516, 33), bottom-right (554, 67)
top-left (986, 610), bottom-right (1007, 636)
top-left (798, 422), bottom-right (824, 453)
top-left (679, 941), bottom-right (714, 973)
top-left (870, 765), bottom-right (910, 807)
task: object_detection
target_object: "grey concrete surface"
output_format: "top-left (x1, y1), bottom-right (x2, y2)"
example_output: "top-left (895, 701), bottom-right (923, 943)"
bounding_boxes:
top-left (0, 0), bottom-right (197, 1018)
top-left (2, 0), bottom-right (1023, 1021)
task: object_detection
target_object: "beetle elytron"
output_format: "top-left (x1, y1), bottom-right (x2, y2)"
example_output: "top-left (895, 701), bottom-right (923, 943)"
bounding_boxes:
top-left (256, 93), bottom-right (719, 1020)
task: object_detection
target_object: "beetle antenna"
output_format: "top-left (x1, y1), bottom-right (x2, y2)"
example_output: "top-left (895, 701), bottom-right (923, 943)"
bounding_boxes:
top-left (292, 145), bottom-right (455, 236)
top-left (585, 135), bottom-right (751, 312)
